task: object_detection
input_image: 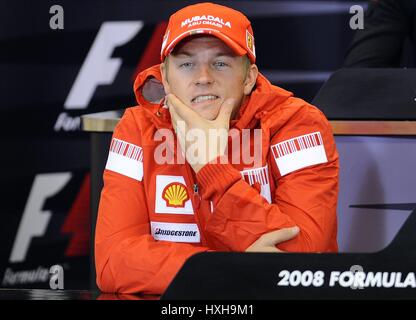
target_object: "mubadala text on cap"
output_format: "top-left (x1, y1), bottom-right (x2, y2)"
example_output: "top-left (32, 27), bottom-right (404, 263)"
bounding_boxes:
top-left (182, 15), bottom-right (231, 28)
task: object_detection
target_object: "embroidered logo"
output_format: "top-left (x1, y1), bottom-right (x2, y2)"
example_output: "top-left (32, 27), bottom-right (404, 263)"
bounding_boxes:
top-left (162, 182), bottom-right (189, 208)
top-left (155, 175), bottom-right (194, 214)
top-left (105, 138), bottom-right (143, 181)
top-left (240, 165), bottom-right (271, 203)
top-left (181, 15), bottom-right (232, 29)
top-left (271, 132), bottom-right (328, 176)
top-left (246, 29), bottom-right (256, 57)
top-left (151, 222), bottom-right (200, 243)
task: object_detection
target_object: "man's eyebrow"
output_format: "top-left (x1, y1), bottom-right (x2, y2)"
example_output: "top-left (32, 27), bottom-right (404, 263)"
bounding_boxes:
top-left (173, 51), bottom-right (192, 57)
top-left (215, 52), bottom-right (235, 57)
top-left (172, 51), bottom-right (236, 57)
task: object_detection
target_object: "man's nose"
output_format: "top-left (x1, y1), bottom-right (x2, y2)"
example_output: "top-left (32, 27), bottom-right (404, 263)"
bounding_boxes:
top-left (194, 65), bottom-right (214, 85)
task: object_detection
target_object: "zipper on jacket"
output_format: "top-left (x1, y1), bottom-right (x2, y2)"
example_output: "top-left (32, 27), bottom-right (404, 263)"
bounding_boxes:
top-left (193, 183), bottom-right (201, 209)
top-left (183, 163), bottom-right (207, 246)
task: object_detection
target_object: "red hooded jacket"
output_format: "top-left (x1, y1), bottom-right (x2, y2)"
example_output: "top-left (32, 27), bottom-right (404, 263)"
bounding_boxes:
top-left (95, 65), bottom-right (339, 294)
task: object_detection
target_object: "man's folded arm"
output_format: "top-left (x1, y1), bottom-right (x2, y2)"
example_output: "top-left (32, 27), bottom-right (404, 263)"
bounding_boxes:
top-left (95, 171), bottom-right (209, 294)
top-left (197, 108), bottom-right (339, 253)
top-left (95, 109), bottom-right (208, 295)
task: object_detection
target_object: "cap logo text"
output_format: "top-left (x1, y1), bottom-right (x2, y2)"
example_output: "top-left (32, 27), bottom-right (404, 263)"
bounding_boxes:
top-left (181, 15), bottom-right (232, 29)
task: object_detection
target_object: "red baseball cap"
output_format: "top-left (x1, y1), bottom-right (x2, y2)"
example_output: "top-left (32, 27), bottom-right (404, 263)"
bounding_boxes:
top-left (160, 2), bottom-right (256, 63)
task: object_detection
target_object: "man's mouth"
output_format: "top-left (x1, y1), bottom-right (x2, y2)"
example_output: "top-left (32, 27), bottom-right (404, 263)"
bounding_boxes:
top-left (191, 95), bottom-right (219, 104)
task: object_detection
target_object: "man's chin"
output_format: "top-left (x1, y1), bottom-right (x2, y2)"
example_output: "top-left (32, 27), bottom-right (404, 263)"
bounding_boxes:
top-left (195, 110), bottom-right (220, 120)
top-left (192, 102), bottom-right (221, 119)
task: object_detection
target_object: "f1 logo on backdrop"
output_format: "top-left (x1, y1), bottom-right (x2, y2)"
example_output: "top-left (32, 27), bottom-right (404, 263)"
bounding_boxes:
top-left (9, 172), bottom-right (91, 264)
top-left (9, 173), bottom-right (72, 263)
top-left (54, 21), bottom-right (143, 131)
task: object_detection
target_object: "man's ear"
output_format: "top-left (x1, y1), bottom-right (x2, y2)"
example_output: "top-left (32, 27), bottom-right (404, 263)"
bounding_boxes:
top-left (243, 64), bottom-right (258, 95)
top-left (160, 61), bottom-right (171, 94)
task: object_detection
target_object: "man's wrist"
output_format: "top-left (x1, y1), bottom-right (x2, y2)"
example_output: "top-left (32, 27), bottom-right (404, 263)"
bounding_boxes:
top-left (196, 158), bottom-right (241, 203)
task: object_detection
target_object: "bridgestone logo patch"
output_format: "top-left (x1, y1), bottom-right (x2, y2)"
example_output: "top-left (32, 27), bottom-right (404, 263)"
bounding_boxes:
top-left (150, 221), bottom-right (200, 243)
top-left (155, 228), bottom-right (197, 237)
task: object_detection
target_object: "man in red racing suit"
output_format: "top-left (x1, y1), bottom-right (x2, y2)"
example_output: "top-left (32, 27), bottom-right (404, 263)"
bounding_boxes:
top-left (95, 2), bottom-right (339, 294)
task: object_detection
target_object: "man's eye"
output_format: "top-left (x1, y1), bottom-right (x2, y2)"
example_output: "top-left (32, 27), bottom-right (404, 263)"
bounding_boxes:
top-left (214, 61), bottom-right (228, 68)
top-left (180, 62), bottom-right (193, 68)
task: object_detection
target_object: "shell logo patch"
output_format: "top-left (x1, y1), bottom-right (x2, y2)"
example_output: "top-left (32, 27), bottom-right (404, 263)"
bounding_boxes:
top-left (162, 182), bottom-right (189, 208)
top-left (155, 175), bottom-right (194, 214)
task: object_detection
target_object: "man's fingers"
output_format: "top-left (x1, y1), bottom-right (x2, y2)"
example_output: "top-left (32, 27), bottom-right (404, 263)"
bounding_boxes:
top-left (245, 227), bottom-right (298, 253)
top-left (168, 101), bottom-right (180, 129)
top-left (167, 94), bottom-right (199, 124)
top-left (246, 246), bottom-right (284, 253)
top-left (216, 98), bottom-right (236, 124)
top-left (261, 226), bottom-right (300, 246)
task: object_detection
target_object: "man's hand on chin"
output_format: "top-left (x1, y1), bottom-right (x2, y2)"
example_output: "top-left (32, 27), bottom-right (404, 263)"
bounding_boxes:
top-left (167, 93), bottom-right (236, 173)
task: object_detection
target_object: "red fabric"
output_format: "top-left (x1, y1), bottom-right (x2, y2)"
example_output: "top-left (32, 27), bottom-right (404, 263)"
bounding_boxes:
top-left (95, 65), bottom-right (339, 294)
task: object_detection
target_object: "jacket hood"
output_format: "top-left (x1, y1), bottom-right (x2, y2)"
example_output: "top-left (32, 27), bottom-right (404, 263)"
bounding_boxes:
top-left (133, 64), bottom-right (293, 129)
